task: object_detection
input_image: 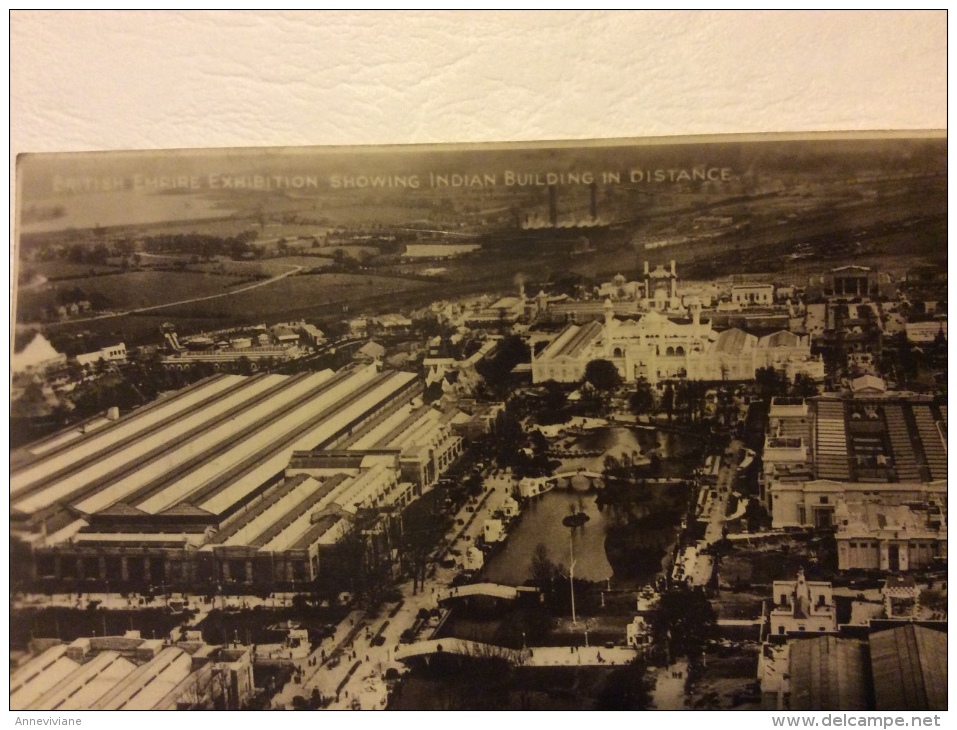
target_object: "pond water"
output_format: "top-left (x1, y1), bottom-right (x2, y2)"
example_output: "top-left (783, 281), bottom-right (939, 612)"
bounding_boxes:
top-left (481, 490), bottom-right (612, 586)
top-left (556, 425), bottom-right (697, 473)
top-left (480, 426), bottom-right (698, 587)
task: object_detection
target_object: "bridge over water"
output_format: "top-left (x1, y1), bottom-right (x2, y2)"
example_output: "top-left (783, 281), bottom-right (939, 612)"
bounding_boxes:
top-left (519, 470), bottom-right (690, 498)
top-left (518, 471), bottom-right (603, 497)
top-left (436, 583), bottom-right (539, 604)
top-left (395, 639), bottom-right (635, 667)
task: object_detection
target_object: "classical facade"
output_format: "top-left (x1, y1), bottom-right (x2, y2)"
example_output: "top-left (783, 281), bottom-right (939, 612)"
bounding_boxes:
top-left (834, 500), bottom-right (947, 571)
top-left (532, 298), bottom-right (822, 385)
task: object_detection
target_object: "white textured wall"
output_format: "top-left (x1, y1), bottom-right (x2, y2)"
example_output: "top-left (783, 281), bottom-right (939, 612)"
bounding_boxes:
top-left (11, 10), bottom-right (946, 157)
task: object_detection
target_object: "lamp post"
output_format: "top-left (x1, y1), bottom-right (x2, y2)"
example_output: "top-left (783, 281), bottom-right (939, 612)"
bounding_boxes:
top-left (568, 530), bottom-right (578, 627)
top-left (562, 510), bottom-right (590, 629)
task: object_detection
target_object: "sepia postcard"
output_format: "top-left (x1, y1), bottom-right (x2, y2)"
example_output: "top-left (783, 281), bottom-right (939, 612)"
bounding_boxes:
top-left (10, 133), bottom-right (947, 712)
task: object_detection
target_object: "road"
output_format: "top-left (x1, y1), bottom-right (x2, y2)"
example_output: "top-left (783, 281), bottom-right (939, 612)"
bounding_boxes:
top-left (651, 659), bottom-right (689, 710)
top-left (673, 439), bottom-right (742, 587)
top-left (274, 470), bottom-right (523, 710)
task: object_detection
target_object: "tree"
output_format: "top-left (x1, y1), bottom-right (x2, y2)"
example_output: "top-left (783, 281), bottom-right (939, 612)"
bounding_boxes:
top-left (681, 380), bottom-right (709, 423)
top-left (790, 372), bottom-right (819, 398)
top-left (537, 380), bottom-right (569, 425)
top-left (650, 586), bottom-right (717, 659)
top-left (755, 366), bottom-right (788, 401)
top-left (714, 385), bottom-right (735, 427)
top-left (476, 335), bottom-right (530, 397)
top-left (629, 377), bottom-right (655, 415)
top-left (595, 658), bottom-right (654, 710)
top-left (584, 359), bottom-right (622, 392)
top-left (529, 543), bottom-right (555, 593)
top-left (662, 383), bottom-right (675, 422)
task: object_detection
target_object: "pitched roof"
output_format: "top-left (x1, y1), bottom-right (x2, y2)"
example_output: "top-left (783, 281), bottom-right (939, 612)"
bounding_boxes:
top-left (95, 502), bottom-right (148, 518)
top-left (357, 340), bottom-right (386, 358)
top-left (158, 503), bottom-right (214, 518)
top-left (789, 636), bottom-right (868, 711)
top-left (759, 330), bottom-right (801, 348)
top-left (712, 328), bottom-right (756, 355)
top-left (850, 374), bottom-right (886, 393)
top-left (870, 625), bottom-right (947, 711)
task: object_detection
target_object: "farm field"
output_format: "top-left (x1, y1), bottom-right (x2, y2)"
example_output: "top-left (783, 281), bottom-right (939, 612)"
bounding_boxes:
top-left (310, 245), bottom-right (382, 258)
top-left (185, 256), bottom-right (332, 277)
top-left (24, 261), bottom-right (124, 279)
top-left (157, 272), bottom-right (437, 319)
top-left (255, 223), bottom-right (334, 240)
top-left (17, 270), bottom-right (253, 317)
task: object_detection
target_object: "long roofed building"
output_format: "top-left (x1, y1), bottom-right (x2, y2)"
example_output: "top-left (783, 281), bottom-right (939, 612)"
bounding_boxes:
top-left (11, 363), bottom-right (465, 590)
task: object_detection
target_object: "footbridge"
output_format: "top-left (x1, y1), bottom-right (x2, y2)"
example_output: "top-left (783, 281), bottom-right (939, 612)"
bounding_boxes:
top-left (394, 638), bottom-right (527, 664)
top-left (519, 470), bottom-right (690, 498)
top-left (395, 639), bottom-right (636, 667)
top-left (436, 583), bottom-right (539, 603)
top-left (518, 471), bottom-right (604, 498)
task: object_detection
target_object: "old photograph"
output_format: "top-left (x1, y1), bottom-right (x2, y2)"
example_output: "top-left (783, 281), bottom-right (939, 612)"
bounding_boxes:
top-left (10, 134), bottom-right (947, 711)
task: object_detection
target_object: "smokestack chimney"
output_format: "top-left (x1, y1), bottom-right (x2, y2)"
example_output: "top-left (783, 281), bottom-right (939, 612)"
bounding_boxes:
top-left (589, 181), bottom-right (598, 220)
top-left (548, 185), bottom-right (558, 227)
top-left (670, 260), bottom-right (676, 276)
top-left (644, 261), bottom-right (649, 276)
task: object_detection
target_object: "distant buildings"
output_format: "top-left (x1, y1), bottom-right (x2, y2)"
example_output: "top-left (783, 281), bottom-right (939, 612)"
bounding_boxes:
top-left (807, 265), bottom-right (893, 300)
top-left (354, 340), bottom-right (386, 363)
top-left (731, 283), bottom-right (774, 308)
top-left (159, 325), bottom-right (308, 370)
top-left (423, 339), bottom-right (497, 400)
top-left (76, 343), bottom-right (127, 368)
top-left (532, 299), bottom-right (823, 385)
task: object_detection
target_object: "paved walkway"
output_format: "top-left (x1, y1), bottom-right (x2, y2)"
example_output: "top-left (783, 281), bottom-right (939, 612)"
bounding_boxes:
top-left (651, 660), bottom-right (688, 710)
top-left (672, 440), bottom-right (742, 587)
top-left (436, 582), bottom-right (526, 602)
top-left (276, 473), bottom-right (524, 709)
top-left (524, 645), bottom-right (634, 667)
